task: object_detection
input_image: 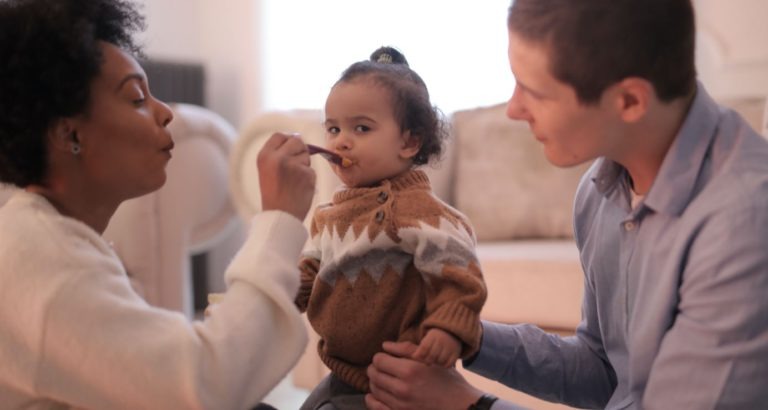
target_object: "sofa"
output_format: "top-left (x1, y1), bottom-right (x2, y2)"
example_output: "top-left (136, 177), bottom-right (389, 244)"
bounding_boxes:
top-left (231, 95), bottom-right (767, 409)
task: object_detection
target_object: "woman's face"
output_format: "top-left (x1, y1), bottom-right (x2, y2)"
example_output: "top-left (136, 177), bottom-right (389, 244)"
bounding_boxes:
top-left (70, 42), bottom-right (174, 202)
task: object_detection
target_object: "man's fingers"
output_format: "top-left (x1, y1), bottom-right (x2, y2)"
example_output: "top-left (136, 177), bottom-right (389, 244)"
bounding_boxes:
top-left (369, 354), bottom-right (415, 397)
top-left (382, 341), bottom-right (419, 358)
top-left (365, 393), bottom-right (395, 410)
top-left (412, 344), bottom-right (428, 362)
top-left (368, 365), bottom-right (408, 410)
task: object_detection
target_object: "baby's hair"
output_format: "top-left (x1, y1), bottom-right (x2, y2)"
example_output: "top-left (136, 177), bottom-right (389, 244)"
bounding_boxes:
top-left (336, 46), bottom-right (447, 166)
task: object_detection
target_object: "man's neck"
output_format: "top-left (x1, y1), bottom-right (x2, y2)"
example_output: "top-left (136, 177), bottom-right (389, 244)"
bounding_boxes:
top-left (616, 92), bottom-right (696, 195)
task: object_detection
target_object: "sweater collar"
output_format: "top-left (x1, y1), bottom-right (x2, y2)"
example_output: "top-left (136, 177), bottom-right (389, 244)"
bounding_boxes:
top-left (333, 169), bottom-right (431, 204)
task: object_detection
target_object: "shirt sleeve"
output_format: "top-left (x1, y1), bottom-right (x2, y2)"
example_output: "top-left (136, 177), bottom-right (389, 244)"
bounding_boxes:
top-left (641, 199), bottom-right (768, 408)
top-left (464, 311), bottom-right (617, 408)
top-left (37, 210), bottom-right (309, 410)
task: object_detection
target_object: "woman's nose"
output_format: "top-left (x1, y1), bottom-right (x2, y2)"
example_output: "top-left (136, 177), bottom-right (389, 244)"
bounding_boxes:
top-left (153, 97), bottom-right (174, 127)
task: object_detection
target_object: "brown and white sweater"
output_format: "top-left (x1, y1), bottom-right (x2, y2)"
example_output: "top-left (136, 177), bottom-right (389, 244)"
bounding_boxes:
top-left (296, 169), bottom-right (487, 392)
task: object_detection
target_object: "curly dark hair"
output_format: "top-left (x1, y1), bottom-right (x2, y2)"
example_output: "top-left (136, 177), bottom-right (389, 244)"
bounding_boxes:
top-left (337, 46), bottom-right (447, 166)
top-left (0, 0), bottom-right (145, 187)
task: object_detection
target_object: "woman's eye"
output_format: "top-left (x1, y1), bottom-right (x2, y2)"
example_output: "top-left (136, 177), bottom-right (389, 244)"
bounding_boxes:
top-left (130, 90), bottom-right (146, 106)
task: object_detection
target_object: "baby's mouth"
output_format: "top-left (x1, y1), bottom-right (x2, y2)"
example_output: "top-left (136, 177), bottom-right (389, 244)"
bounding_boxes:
top-left (340, 157), bottom-right (355, 168)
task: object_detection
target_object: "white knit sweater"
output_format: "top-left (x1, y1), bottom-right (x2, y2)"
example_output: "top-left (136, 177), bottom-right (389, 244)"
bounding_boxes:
top-left (0, 191), bottom-right (308, 409)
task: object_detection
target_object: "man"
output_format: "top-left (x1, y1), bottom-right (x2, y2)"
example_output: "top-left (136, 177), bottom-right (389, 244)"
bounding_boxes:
top-left (365, 0), bottom-right (768, 409)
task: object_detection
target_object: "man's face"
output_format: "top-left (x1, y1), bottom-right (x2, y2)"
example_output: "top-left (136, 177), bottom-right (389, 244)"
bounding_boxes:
top-left (506, 30), bottom-right (621, 168)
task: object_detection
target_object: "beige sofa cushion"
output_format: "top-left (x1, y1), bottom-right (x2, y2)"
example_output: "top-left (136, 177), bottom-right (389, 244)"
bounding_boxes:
top-left (477, 241), bottom-right (583, 331)
top-left (451, 104), bottom-right (590, 241)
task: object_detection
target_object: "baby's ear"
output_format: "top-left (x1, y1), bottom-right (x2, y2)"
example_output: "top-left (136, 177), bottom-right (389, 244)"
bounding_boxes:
top-left (399, 130), bottom-right (421, 159)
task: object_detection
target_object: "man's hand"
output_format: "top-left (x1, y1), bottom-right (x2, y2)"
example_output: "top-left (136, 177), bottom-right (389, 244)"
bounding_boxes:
top-left (257, 133), bottom-right (316, 221)
top-left (413, 328), bottom-right (462, 367)
top-left (366, 341), bottom-right (482, 410)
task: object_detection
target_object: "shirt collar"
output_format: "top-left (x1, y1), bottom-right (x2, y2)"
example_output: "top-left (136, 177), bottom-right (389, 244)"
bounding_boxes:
top-left (592, 83), bottom-right (720, 216)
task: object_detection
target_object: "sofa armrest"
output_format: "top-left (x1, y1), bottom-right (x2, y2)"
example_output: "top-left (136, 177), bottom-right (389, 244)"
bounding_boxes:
top-left (104, 103), bottom-right (242, 317)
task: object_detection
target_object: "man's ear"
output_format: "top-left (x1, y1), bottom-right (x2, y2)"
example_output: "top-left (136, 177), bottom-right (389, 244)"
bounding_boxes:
top-left (399, 130), bottom-right (421, 159)
top-left (613, 77), bottom-right (652, 123)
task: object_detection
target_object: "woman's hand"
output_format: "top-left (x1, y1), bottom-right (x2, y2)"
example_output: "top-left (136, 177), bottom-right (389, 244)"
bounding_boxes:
top-left (413, 328), bottom-right (461, 367)
top-left (366, 341), bottom-right (483, 410)
top-left (257, 133), bottom-right (316, 221)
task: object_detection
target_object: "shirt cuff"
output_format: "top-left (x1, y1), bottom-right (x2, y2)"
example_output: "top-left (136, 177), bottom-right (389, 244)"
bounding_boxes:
top-left (462, 320), bottom-right (510, 382)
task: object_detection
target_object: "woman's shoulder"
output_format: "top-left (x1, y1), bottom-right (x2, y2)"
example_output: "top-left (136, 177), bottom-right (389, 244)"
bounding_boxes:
top-left (0, 191), bottom-right (120, 274)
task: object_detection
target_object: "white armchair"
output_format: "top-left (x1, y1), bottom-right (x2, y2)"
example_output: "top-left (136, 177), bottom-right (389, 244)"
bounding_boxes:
top-left (103, 103), bottom-right (244, 317)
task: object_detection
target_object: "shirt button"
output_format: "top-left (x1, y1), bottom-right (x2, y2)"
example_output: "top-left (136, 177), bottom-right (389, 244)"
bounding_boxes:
top-left (377, 191), bottom-right (389, 204)
top-left (375, 210), bottom-right (385, 222)
top-left (624, 221), bottom-right (636, 231)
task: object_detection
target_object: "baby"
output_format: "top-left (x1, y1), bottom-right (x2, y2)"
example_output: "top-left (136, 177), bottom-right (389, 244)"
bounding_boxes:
top-left (296, 46), bottom-right (487, 410)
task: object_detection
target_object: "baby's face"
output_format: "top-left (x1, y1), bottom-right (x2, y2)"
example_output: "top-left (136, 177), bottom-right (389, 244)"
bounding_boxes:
top-left (323, 79), bottom-right (418, 188)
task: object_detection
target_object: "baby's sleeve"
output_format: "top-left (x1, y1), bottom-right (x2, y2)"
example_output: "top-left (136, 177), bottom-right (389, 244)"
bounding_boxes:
top-left (401, 209), bottom-right (487, 357)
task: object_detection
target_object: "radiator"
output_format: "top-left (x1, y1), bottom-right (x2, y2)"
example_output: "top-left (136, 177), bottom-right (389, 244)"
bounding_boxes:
top-left (140, 60), bottom-right (206, 107)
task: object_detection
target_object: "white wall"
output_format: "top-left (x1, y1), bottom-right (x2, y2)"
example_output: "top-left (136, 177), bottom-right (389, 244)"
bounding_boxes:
top-left (137, 1), bottom-right (768, 128)
top-left (694, 0), bottom-right (768, 99)
top-left (138, 0), bottom-right (263, 128)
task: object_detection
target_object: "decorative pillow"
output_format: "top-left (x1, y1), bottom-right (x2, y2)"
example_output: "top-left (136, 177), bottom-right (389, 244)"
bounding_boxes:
top-left (451, 103), bottom-right (590, 241)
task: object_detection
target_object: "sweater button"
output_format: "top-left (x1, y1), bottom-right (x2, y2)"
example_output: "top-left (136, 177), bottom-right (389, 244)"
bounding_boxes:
top-left (377, 191), bottom-right (389, 203)
top-left (375, 210), bottom-right (385, 222)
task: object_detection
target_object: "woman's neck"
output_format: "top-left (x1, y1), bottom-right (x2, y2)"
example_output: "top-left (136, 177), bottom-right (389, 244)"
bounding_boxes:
top-left (25, 182), bottom-right (118, 234)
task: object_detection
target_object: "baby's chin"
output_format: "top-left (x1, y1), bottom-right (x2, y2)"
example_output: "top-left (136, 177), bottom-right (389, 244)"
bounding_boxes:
top-left (336, 172), bottom-right (377, 189)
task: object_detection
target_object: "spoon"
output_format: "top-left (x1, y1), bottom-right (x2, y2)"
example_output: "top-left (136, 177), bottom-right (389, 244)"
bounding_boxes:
top-left (307, 144), bottom-right (353, 168)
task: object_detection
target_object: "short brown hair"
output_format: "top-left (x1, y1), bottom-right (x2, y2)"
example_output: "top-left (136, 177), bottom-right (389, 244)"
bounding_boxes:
top-left (508, 0), bottom-right (696, 104)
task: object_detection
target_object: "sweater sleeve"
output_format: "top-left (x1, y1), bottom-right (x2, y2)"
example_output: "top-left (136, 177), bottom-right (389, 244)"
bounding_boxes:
top-left (400, 212), bottom-right (487, 357)
top-left (296, 256), bottom-right (319, 312)
top-left (35, 210), bottom-right (310, 410)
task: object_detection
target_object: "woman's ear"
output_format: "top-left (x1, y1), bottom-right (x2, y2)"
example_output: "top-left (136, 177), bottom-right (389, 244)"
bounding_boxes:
top-left (48, 118), bottom-right (80, 154)
top-left (399, 130), bottom-right (421, 159)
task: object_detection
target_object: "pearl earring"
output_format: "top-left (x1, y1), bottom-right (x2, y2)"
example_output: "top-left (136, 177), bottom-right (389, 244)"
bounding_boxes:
top-left (71, 142), bottom-right (81, 155)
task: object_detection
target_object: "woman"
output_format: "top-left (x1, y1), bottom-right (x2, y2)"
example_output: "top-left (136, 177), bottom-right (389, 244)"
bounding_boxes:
top-left (0, 0), bottom-right (315, 408)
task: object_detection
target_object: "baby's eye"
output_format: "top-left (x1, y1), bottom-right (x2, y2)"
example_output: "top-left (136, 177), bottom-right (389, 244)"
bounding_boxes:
top-left (355, 125), bottom-right (370, 132)
top-left (327, 126), bottom-right (340, 135)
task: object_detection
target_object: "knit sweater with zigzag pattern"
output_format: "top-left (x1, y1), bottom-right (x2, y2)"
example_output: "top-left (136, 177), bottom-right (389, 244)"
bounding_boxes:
top-left (296, 169), bottom-right (487, 392)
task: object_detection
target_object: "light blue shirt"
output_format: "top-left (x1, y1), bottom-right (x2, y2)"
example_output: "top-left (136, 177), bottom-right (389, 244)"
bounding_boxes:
top-left (466, 85), bottom-right (768, 409)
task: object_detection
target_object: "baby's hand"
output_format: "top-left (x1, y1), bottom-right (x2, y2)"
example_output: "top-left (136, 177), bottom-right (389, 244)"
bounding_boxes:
top-left (413, 328), bottom-right (461, 367)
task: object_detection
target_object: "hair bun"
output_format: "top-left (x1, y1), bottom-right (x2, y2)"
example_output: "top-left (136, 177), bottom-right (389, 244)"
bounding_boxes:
top-left (370, 46), bottom-right (408, 67)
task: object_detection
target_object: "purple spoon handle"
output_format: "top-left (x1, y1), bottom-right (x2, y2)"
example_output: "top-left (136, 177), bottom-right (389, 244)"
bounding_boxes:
top-left (307, 144), bottom-right (344, 166)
